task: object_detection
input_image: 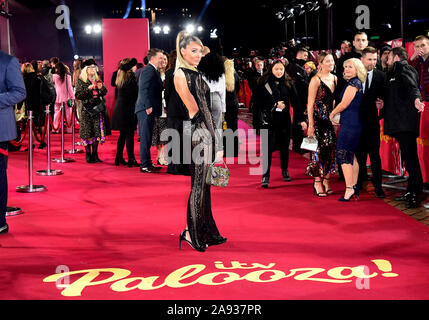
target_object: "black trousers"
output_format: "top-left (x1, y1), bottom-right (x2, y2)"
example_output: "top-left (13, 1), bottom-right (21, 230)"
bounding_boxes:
top-left (393, 132), bottom-right (423, 194)
top-left (356, 133), bottom-right (383, 189)
top-left (166, 117), bottom-right (190, 175)
top-left (116, 128), bottom-right (135, 160)
top-left (291, 121), bottom-right (305, 153)
top-left (262, 128), bottom-right (290, 179)
top-left (0, 142), bottom-right (8, 227)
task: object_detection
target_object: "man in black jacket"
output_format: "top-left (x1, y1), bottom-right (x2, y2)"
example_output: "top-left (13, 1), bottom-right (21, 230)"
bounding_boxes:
top-left (288, 47), bottom-right (310, 153)
top-left (336, 31), bottom-right (368, 100)
top-left (135, 48), bottom-right (164, 173)
top-left (356, 47), bottom-right (386, 198)
top-left (378, 47), bottom-right (425, 208)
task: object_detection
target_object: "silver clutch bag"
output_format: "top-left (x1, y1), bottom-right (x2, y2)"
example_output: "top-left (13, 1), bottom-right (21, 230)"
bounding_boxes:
top-left (206, 160), bottom-right (230, 187)
top-left (301, 137), bottom-right (318, 152)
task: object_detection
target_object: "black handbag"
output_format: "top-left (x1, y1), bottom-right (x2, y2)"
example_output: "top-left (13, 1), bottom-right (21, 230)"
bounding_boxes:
top-left (85, 100), bottom-right (105, 118)
top-left (259, 83), bottom-right (276, 129)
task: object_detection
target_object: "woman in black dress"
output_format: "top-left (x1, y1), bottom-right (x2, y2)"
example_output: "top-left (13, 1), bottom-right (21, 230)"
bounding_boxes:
top-left (111, 58), bottom-right (139, 167)
top-left (174, 31), bottom-right (226, 252)
top-left (253, 59), bottom-right (306, 188)
top-left (306, 52), bottom-right (337, 196)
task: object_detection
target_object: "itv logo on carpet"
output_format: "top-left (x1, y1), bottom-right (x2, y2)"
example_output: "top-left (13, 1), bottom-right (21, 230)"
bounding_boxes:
top-left (43, 259), bottom-right (398, 297)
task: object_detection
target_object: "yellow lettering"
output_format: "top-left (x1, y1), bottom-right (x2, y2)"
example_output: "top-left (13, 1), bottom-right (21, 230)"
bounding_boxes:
top-left (164, 264), bottom-right (206, 288)
top-left (290, 268), bottom-right (351, 283)
top-left (242, 270), bottom-right (287, 283)
top-left (43, 268), bottom-right (130, 297)
top-left (214, 261), bottom-right (276, 269)
top-left (110, 276), bottom-right (165, 292)
top-left (197, 272), bottom-right (241, 285)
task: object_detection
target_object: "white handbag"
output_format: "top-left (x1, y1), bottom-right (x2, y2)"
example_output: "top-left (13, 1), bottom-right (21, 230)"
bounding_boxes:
top-left (332, 113), bottom-right (341, 125)
top-left (301, 137), bottom-right (318, 152)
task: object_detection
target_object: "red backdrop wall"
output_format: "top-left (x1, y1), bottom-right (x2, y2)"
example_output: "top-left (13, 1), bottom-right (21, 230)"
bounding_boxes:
top-left (102, 18), bottom-right (150, 119)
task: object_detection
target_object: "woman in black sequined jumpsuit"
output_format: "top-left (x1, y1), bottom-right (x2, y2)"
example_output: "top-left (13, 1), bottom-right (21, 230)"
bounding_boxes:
top-left (174, 31), bottom-right (226, 252)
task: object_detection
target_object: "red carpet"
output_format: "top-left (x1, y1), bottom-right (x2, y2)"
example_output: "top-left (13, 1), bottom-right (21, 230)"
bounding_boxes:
top-left (1, 121), bottom-right (429, 300)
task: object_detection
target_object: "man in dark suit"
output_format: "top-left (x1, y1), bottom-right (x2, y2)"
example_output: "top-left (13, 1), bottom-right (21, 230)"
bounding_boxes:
top-left (0, 50), bottom-right (27, 234)
top-left (135, 48), bottom-right (164, 173)
top-left (378, 47), bottom-right (425, 208)
top-left (356, 46), bottom-right (386, 198)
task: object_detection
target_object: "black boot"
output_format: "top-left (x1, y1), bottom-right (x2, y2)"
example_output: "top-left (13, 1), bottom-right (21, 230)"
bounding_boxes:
top-left (127, 158), bottom-right (140, 168)
top-left (85, 145), bottom-right (94, 163)
top-left (282, 169), bottom-right (291, 182)
top-left (115, 156), bottom-right (127, 166)
top-left (91, 141), bottom-right (102, 163)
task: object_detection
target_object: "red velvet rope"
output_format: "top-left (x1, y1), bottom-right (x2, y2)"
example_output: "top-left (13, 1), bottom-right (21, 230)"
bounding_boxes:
top-left (64, 105), bottom-right (75, 128)
top-left (32, 114), bottom-right (49, 143)
top-left (49, 108), bottom-right (62, 132)
top-left (9, 122), bottom-right (29, 147)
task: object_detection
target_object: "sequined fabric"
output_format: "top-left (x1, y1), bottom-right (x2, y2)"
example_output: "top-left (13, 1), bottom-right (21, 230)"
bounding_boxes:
top-left (305, 79), bottom-right (337, 177)
top-left (181, 68), bottom-right (224, 250)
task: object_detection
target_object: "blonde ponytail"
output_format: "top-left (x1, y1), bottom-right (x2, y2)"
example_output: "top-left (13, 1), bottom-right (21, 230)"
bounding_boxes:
top-left (175, 30), bottom-right (203, 73)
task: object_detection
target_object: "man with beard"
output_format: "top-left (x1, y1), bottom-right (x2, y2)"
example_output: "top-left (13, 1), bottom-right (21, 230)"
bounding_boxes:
top-left (356, 46), bottom-right (386, 198)
top-left (377, 45), bottom-right (392, 72)
top-left (378, 47), bottom-right (425, 208)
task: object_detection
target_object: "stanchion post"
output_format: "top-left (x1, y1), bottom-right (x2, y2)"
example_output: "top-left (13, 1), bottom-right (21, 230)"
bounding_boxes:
top-left (6, 207), bottom-right (23, 217)
top-left (37, 106), bottom-right (63, 176)
top-left (16, 111), bottom-right (47, 193)
top-left (67, 105), bottom-right (83, 154)
top-left (52, 103), bottom-right (74, 163)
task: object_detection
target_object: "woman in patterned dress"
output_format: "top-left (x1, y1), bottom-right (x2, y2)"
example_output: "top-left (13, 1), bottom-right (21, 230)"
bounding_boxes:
top-left (75, 59), bottom-right (110, 163)
top-left (306, 52), bottom-right (337, 196)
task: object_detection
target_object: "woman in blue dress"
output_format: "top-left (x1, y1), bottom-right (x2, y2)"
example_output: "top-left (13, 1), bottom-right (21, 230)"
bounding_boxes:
top-left (329, 58), bottom-right (367, 201)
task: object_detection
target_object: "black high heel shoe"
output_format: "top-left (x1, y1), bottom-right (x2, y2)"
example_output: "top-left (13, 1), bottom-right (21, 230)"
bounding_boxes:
top-left (313, 180), bottom-right (327, 197)
top-left (323, 178), bottom-right (333, 195)
top-left (261, 177), bottom-right (269, 188)
top-left (353, 184), bottom-right (360, 198)
top-left (338, 187), bottom-right (357, 202)
top-left (179, 230), bottom-right (206, 252)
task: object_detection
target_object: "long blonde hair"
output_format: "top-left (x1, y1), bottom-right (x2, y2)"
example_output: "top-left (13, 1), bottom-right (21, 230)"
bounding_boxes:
top-left (224, 58), bottom-right (235, 92)
top-left (175, 30), bottom-right (203, 73)
top-left (343, 58), bottom-right (367, 83)
top-left (79, 66), bottom-right (100, 83)
top-left (116, 58), bottom-right (134, 88)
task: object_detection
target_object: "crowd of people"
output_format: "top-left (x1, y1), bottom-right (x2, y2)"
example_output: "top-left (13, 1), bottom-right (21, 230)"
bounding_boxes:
top-left (0, 31), bottom-right (428, 250)
top-left (238, 32), bottom-right (427, 209)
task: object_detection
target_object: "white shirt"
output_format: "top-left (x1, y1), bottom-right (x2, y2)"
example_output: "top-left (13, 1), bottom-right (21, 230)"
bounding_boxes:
top-left (363, 69), bottom-right (374, 93)
top-left (202, 74), bottom-right (226, 112)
